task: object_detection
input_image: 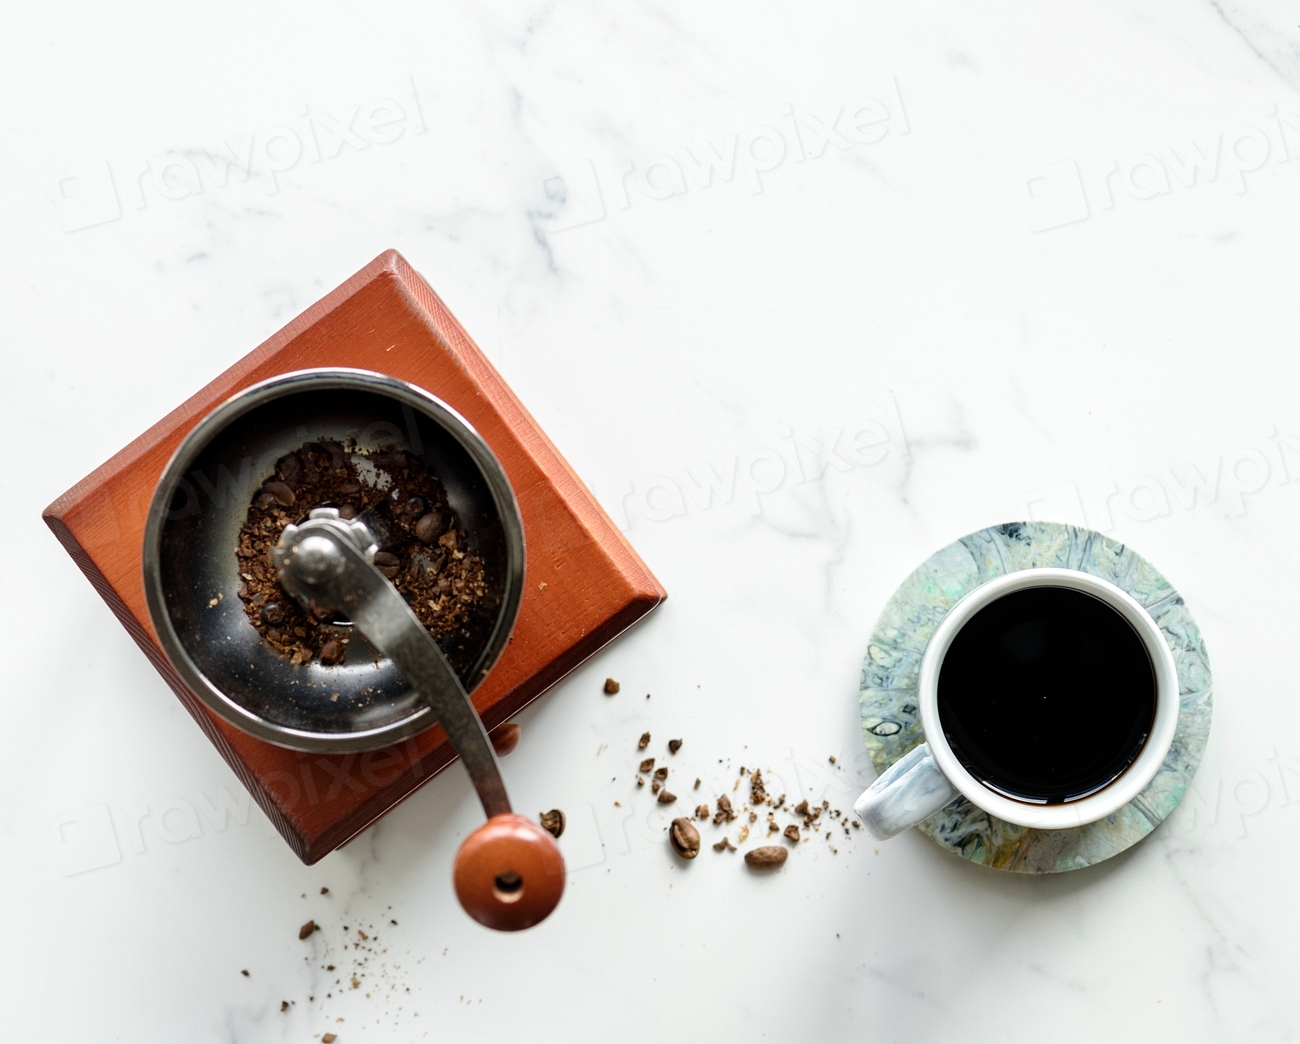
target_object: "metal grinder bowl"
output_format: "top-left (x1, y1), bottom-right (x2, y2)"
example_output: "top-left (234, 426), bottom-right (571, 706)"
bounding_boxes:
top-left (143, 369), bottom-right (526, 753)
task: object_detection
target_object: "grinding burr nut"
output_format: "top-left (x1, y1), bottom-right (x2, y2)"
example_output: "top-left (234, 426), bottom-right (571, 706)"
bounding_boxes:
top-left (669, 817), bottom-right (700, 859)
top-left (744, 846), bottom-right (788, 870)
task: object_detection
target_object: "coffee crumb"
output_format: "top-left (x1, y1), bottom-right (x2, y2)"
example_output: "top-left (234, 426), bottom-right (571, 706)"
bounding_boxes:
top-left (653, 767), bottom-right (668, 781)
top-left (657, 790), bottom-right (677, 804)
top-left (280, 1001), bottom-right (289, 1012)
top-left (784, 825), bottom-right (800, 843)
top-left (320, 887), bottom-right (329, 895)
top-left (240, 970), bottom-right (249, 977)
top-left (604, 678), bottom-right (620, 695)
top-left (695, 803), bottom-right (710, 819)
top-left (299, 920), bottom-right (318, 940)
top-left (639, 758), bottom-right (655, 773)
top-left (539, 809), bottom-right (566, 838)
top-left (668, 738), bottom-right (682, 754)
top-left (713, 837), bottom-right (736, 852)
top-left (638, 732), bottom-right (651, 749)
top-left (693, 778), bottom-right (701, 789)
top-left (323, 1034), bottom-right (338, 1043)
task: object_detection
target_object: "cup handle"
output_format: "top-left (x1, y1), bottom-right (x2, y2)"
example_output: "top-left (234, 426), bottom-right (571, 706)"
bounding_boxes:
top-left (853, 743), bottom-right (960, 840)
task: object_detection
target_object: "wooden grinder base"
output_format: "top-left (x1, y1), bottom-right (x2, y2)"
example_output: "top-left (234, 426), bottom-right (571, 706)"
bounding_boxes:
top-left (43, 250), bottom-right (666, 864)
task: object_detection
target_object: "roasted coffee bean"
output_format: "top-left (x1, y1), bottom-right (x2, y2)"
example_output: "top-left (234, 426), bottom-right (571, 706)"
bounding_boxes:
top-left (263, 480), bottom-right (296, 506)
top-left (372, 551), bottom-right (401, 579)
top-left (784, 825), bottom-right (800, 843)
top-left (404, 495), bottom-right (428, 518)
top-left (669, 817), bottom-right (700, 859)
top-left (744, 846), bottom-right (788, 870)
top-left (276, 453), bottom-right (302, 484)
top-left (603, 677), bottom-right (620, 695)
top-left (318, 640), bottom-right (344, 666)
top-left (490, 723), bottom-right (521, 756)
top-left (639, 758), bottom-right (655, 773)
top-left (539, 809), bottom-right (566, 838)
top-left (668, 738), bottom-right (682, 754)
top-left (657, 789), bottom-right (677, 804)
top-left (261, 603), bottom-right (285, 626)
top-left (638, 732), bottom-right (651, 750)
top-left (653, 767), bottom-right (668, 781)
top-left (414, 510), bottom-right (449, 544)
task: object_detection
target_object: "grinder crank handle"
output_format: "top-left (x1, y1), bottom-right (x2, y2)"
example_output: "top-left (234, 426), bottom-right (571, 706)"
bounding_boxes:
top-left (272, 511), bottom-right (564, 931)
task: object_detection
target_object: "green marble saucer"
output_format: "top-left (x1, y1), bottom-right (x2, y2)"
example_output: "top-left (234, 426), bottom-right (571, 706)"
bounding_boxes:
top-left (858, 521), bottom-right (1212, 873)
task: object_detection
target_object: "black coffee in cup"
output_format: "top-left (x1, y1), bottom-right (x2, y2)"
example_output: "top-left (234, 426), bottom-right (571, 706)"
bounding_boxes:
top-left (937, 586), bottom-right (1156, 806)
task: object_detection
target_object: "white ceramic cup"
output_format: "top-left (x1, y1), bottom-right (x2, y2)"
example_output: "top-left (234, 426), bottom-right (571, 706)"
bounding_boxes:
top-left (853, 568), bottom-right (1180, 841)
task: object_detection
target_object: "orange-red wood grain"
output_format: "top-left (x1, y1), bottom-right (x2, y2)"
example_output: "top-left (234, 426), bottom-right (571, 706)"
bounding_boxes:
top-left (43, 250), bottom-right (665, 864)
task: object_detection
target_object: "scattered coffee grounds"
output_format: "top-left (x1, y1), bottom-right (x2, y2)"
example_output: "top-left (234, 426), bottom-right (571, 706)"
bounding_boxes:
top-left (668, 738), bottom-right (682, 754)
top-left (235, 441), bottom-right (493, 669)
top-left (744, 846), bottom-right (788, 870)
top-left (638, 732), bottom-right (651, 749)
top-left (299, 920), bottom-right (318, 940)
top-left (539, 809), bottom-right (566, 838)
top-left (604, 678), bottom-right (620, 694)
top-left (669, 817), bottom-right (700, 859)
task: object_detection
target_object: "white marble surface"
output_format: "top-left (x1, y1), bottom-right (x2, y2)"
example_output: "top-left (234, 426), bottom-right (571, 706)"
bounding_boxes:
top-left (4, 2), bottom-right (1300, 1041)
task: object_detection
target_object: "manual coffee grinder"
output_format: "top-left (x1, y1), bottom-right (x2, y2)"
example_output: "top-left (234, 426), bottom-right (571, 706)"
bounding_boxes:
top-left (43, 252), bottom-right (666, 933)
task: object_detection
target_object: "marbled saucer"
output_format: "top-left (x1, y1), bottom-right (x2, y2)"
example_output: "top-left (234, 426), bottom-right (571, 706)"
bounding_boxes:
top-left (858, 521), bottom-right (1212, 873)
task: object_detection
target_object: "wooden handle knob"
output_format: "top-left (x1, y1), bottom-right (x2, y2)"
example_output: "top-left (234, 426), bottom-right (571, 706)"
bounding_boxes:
top-left (453, 814), bottom-right (565, 931)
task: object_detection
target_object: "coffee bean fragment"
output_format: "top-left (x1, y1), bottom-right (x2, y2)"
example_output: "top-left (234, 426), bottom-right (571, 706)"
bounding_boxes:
top-left (695, 804), bottom-right (710, 819)
top-left (639, 758), bottom-right (655, 773)
top-left (320, 887), bottom-right (329, 894)
top-left (713, 837), bottom-right (736, 852)
top-left (539, 809), bottom-right (566, 838)
top-left (651, 780), bottom-right (662, 794)
top-left (299, 920), bottom-right (318, 940)
top-left (668, 738), bottom-right (682, 754)
top-left (638, 732), bottom-right (651, 750)
top-left (603, 677), bottom-right (620, 695)
top-left (669, 817), bottom-right (700, 859)
top-left (794, 800), bottom-right (810, 816)
top-left (318, 640), bottom-right (344, 666)
top-left (657, 789), bottom-right (677, 804)
top-left (280, 1001), bottom-right (289, 1012)
top-left (372, 551), bottom-right (400, 579)
top-left (653, 767), bottom-right (668, 781)
top-left (241, 969), bottom-right (249, 977)
top-left (276, 454), bottom-right (302, 484)
top-left (263, 480), bottom-right (296, 506)
top-left (693, 778), bottom-right (701, 789)
top-left (415, 510), bottom-right (449, 544)
top-left (323, 1035), bottom-right (337, 1044)
top-left (744, 846), bottom-right (788, 870)
top-left (784, 825), bottom-right (800, 843)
